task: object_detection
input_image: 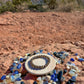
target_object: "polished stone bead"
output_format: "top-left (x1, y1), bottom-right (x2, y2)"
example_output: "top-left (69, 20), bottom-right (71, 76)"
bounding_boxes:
top-left (57, 70), bottom-right (63, 81)
top-left (39, 50), bottom-right (43, 53)
top-left (10, 67), bottom-right (14, 71)
top-left (14, 71), bottom-right (19, 74)
top-left (33, 81), bottom-right (37, 84)
top-left (53, 70), bottom-right (56, 74)
top-left (63, 69), bottom-right (67, 74)
top-left (15, 77), bottom-right (22, 81)
top-left (47, 52), bottom-right (51, 55)
top-left (75, 53), bottom-right (78, 56)
top-left (66, 80), bottom-right (71, 84)
top-left (53, 52), bottom-right (57, 56)
top-left (78, 58), bottom-right (84, 62)
top-left (13, 63), bottom-right (16, 66)
top-left (17, 64), bottom-right (21, 69)
top-left (20, 58), bottom-right (24, 62)
top-left (70, 58), bottom-right (75, 62)
top-left (1, 75), bottom-right (6, 80)
top-left (10, 75), bottom-right (15, 82)
top-left (21, 81), bottom-right (25, 84)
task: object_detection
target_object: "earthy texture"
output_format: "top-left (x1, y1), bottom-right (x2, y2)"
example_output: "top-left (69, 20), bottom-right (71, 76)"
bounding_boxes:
top-left (0, 11), bottom-right (84, 84)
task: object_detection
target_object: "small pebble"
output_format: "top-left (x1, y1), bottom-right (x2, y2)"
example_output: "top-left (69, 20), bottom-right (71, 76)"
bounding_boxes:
top-left (1, 75), bottom-right (6, 80)
top-left (63, 69), bottom-right (67, 74)
top-left (21, 81), bottom-right (25, 84)
top-left (70, 58), bottom-right (75, 62)
top-left (33, 81), bottom-right (37, 84)
top-left (75, 53), bottom-right (78, 56)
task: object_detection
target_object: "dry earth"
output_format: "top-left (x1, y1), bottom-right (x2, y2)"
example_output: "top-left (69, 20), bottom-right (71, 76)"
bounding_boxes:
top-left (0, 11), bottom-right (84, 84)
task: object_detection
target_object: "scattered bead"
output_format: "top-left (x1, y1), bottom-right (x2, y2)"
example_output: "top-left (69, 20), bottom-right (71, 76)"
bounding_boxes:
top-left (70, 58), bottom-right (75, 62)
top-left (1, 75), bottom-right (6, 80)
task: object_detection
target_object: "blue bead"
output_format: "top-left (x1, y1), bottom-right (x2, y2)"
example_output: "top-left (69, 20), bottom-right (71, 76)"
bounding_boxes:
top-left (21, 81), bottom-right (25, 84)
top-left (65, 54), bottom-right (69, 57)
top-left (33, 81), bottom-right (37, 84)
top-left (60, 51), bottom-right (65, 54)
top-left (20, 58), bottom-right (24, 62)
top-left (75, 53), bottom-right (78, 56)
top-left (10, 67), bottom-right (14, 71)
top-left (1, 75), bottom-right (6, 80)
top-left (17, 64), bottom-right (21, 69)
top-left (10, 75), bottom-right (15, 81)
top-left (70, 58), bottom-right (75, 62)
top-left (67, 62), bottom-right (71, 64)
top-left (59, 54), bottom-right (63, 57)
top-left (53, 70), bottom-right (56, 74)
top-left (14, 70), bottom-right (19, 74)
top-left (39, 50), bottom-right (43, 53)
top-left (54, 78), bottom-right (58, 82)
top-left (53, 52), bottom-right (57, 56)
top-left (57, 70), bottom-right (63, 80)
top-left (51, 74), bottom-right (55, 80)
top-left (78, 58), bottom-right (84, 62)
top-left (13, 62), bottom-right (16, 66)
top-left (47, 52), bottom-right (51, 55)
top-left (71, 76), bottom-right (76, 80)
top-left (64, 69), bottom-right (67, 74)
top-left (15, 77), bottom-right (22, 81)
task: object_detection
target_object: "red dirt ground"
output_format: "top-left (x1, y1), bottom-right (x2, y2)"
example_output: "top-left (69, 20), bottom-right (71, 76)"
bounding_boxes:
top-left (0, 11), bottom-right (84, 84)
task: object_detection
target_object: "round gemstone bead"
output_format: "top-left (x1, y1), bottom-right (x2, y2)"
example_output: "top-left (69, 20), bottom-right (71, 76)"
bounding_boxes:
top-left (14, 71), bottom-right (19, 74)
top-left (78, 58), bottom-right (84, 62)
top-left (10, 67), bottom-right (14, 71)
top-left (33, 81), bottom-right (37, 84)
top-left (1, 75), bottom-right (6, 80)
top-left (20, 58), bottom-right (24, 62)
top-left (13, 63), bottom-right (16, 66)
top-left (75, 53), bottom-right (78, 56)
top-left (70, 58), bottom-right (75, 62)
top-left (21, 81), bottom-right (25, 84)
top-left (15, 77), bottom-right (22, 81)
top-left (17, 64), bottom-right (21, 69)
top-left (64, 69), bottom-right (67, 74)
top-left (39, 50), bottom-right (43, 53)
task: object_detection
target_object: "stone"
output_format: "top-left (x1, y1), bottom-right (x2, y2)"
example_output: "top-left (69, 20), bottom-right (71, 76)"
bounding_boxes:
top-left (13, 63), bottom-right (16, 67)
top-left (70, 58), bottom-right (75, 62)
top-left (17, 64), bottom-right (21, 69)
top-left (10, 75), bottom-right (16, 82)
top-left (33, 81), bottom-right (37, 84)
top-left (75, 56), bottom-right (80, 60)
top-left (21, 81), bottom-right (25, 84)
top-left (1, 75), bottom-right (6, 80)
top-left (36, 77), bottom-right (42, 82)
top-left (78, 58), bottom-right (84, 62)
top-left (20, 58), bottom-right (24, 62)
top-left (39, 50), bottom-right (43, 53)
top-left (45, 75), bottom-right (51, 81)
top-left (57, 70), bottom-right (63, 81)
top-left (53, 70), bottom-right (56, 74)
top-left (74, 53), bottom-right (78, 56)
top-left (63, 69), bottom-right (67, 74)
top-left (49, 80), bottom-right (53, 83)
top-left (14, 71), bottom-right (19, 74)
top-left (69, 70), bottom-right (76, 77)
top-left (6, 78), bottom-right (11, 83)
top-left (15, 77), bottom-right (22, 81)
top-left (41, 76), bottom-right (45, 81)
